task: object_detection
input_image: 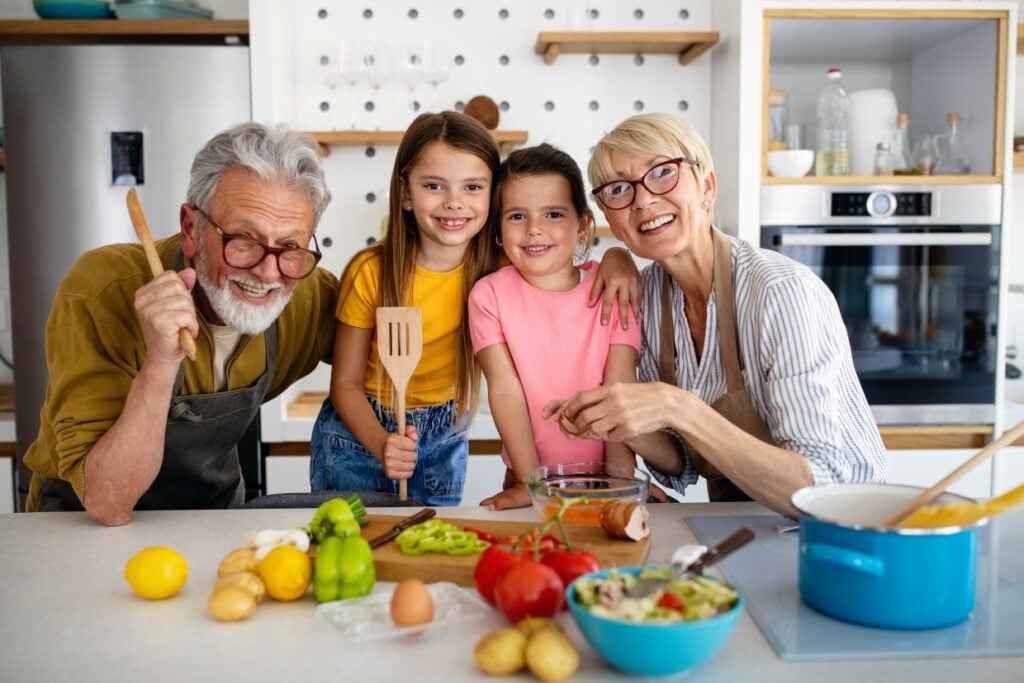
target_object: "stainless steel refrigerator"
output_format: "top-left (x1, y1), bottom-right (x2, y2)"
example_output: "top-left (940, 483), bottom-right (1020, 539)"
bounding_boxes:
top-left (2, 45), bottom-right (251, 510)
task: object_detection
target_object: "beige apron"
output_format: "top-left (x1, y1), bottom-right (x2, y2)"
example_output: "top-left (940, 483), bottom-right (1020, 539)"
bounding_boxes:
top-left (658, 228), bottom-right (776, 502)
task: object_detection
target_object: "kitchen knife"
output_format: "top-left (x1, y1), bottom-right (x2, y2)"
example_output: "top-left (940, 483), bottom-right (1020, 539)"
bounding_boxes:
top-left (368, 508), bottom-right (437, 548)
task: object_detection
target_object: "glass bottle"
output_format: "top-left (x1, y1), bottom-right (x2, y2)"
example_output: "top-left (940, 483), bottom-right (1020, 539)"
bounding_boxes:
top-left (891, 113), bottom-right (916, 175)
top-left (767, 89), bottom-right (789, 151)
top-left (934, 112), bottom-right (972, 175)
top-left (815, 67), bottom-right (850, 176)
top-left (873, 142), bottom-right (894, 176)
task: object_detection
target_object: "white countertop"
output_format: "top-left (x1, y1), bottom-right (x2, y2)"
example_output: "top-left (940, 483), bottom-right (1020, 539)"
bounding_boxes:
top-left (0, 504), bottom-right (1019, 682)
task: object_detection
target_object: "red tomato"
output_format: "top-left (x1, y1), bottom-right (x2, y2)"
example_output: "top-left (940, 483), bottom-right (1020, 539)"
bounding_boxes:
top-left (658, 592), bottom-right (684, 611)
top-left (494, 560), bottom-right (565, 623)
top-left (540, 550), bottom-right (600, 588)
top-left (473, 545), bottom-right (521, 604)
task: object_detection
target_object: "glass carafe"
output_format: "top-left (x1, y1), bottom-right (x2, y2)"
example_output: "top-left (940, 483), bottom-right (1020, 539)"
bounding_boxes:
top-left (891, 113), bottom-right (915, 175)
top-left (934, 112), bottom-right (972, 175)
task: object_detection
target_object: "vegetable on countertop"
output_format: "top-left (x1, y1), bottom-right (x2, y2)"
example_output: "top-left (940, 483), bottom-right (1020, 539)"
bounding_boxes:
top-left (313, 534), bottom-right (376, 603)
top-left (395, 519), bottom-right (490, 556)
top-left (248, 527), bottom-right (311, 561)
top-left (309, 496), bottom-right (366, 544)
top-left (475, 618), bottom-right (577, 682)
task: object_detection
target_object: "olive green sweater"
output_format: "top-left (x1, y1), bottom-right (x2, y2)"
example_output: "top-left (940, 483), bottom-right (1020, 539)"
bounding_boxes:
top-left (24, 234), bottom-right (337, 510)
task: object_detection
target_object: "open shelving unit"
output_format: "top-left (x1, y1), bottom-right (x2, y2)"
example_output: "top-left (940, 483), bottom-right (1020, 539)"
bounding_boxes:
top-left (0, 19), bottom-right (248, 45)
top-left (306, 130), bottom-right (529, 156)
top-left (534, 31), bottom-right (719, 65)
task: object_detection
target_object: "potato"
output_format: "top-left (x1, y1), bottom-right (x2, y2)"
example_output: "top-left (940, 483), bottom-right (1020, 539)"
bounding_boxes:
top-left (208, 584), bottom-right (257, 622)
top-left (525, 627), bottom-right (579, 682)
top-left (515, 617), bottom-right (561, 638)
top-left (474, 627), bottom-right (527, 675)
top-left (217, 547), bottom-right (259, 577)
top-left (214, 571), bottom-right (266, 603)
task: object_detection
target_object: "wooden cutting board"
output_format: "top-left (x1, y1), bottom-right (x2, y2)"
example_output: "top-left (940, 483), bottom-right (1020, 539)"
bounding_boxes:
top-left (360, 513), bottom-right (650, 587)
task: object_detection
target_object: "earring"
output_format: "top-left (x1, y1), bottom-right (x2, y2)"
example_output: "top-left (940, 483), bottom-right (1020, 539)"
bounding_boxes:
top-left (403, 204), bottom-right (412, 212)
top-left (702, 199), bottom-right (711, 209)
top-left (495, 235), bottom-right (503, 247)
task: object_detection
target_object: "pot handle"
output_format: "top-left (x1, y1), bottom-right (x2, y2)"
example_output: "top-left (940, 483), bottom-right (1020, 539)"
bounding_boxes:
top-left (803, 542), bottom-right (885, 576)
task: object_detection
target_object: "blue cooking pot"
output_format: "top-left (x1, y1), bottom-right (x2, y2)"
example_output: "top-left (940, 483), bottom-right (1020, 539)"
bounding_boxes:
top-left (791, 483), bottom-right (986, 630)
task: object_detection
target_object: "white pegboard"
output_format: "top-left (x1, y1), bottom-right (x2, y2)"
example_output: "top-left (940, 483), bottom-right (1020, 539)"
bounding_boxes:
top-left (252, 0), bottom-right (715, 277)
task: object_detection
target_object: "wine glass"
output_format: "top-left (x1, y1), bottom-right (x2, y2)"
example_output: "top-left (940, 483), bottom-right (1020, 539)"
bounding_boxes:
top-left (419, 40), bottom-right (451, 113)
top-left (330, 37), bottom-right (369, 130)
top-left (395, 41), bottom-right (426, 128)
top-left (363, 41), bottom-right (395, 130)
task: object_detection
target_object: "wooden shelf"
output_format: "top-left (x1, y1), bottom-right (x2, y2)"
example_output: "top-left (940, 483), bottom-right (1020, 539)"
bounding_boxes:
top-left (307, 130), bottom-right (529, 156)
top-left (1014, 151), bottom-right (1023, 170)
top-left (0, 19), bottom-right (248, 46)
top-left (0, 149), bottom-right (5, 172)
top-left (762, 175), bottom-right (1002, 185)
top-left (534, 31), bottom-right (719, 65)
top-left (879, 425), bottom-right (993, 450)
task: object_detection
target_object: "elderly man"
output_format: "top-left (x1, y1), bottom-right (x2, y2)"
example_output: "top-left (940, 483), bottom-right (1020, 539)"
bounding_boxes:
top-left (24, 122), bottom-right (338, 525)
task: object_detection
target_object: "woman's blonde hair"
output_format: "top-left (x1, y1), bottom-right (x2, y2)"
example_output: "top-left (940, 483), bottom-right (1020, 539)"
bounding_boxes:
top-left (341, 111), bottom-right (501, 425)
top-left (588, 113), bottom-right (715, 220)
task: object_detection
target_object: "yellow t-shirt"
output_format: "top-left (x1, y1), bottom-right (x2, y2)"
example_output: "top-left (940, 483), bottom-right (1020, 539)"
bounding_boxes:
top-left (338, 251), bottom-right (463, 407)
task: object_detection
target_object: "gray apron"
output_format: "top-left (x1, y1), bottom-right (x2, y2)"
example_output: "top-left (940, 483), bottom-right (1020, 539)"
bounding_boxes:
top-left (659, 227), bottom-right (776, 502)
top-left (37, 249), bottom-right (277, 511)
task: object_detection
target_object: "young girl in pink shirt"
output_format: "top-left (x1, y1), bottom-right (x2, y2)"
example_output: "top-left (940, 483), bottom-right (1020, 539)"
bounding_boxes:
top-left (468, 144), bottom-right (641, 510)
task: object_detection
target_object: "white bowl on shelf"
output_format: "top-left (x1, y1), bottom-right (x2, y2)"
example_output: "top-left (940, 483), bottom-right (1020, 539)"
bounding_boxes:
top-left (767, 149), bottom-right (814, 178)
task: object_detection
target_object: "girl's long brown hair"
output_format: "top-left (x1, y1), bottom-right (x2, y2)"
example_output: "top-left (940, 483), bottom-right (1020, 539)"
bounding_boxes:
top-left (341, 111), bottom-right (501, 425)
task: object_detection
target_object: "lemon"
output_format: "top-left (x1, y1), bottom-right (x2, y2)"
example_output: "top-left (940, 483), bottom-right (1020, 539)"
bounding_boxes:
top-left (258, 545), bottom-right (311, 601)
top-left (124, 546), bottom-right (189, 600)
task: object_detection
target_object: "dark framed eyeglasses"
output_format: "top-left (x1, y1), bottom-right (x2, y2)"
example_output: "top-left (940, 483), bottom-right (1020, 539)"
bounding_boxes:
top-left (591, 157), bottom-right (697, 210)
top-left (192, 207), bottom-right (322, 280)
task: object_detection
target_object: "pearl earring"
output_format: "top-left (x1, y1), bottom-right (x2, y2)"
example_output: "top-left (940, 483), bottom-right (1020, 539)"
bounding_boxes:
top-left (495, 235), bottom-right (503, 247)
top-left (403, 204), bottom-right (412, 211)
top-left (702, 199), bottom-right (711, 209)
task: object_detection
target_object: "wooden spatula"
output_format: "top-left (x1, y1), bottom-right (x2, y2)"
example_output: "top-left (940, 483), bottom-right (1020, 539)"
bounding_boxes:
top-left (375, 307), bottom-right (423, 501)
top-left (882, 418), bottom-right (1024, 528)
top-left (126, 188), bottom-right (197, 361)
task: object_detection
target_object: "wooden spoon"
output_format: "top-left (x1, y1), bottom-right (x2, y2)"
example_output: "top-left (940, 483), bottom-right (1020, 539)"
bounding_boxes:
top-left (882, 418), bottom-right (1024, 528)
top-left (375, 307), bottom-right (423, 501)
top-left (126, 188), bottom-right (196, 361)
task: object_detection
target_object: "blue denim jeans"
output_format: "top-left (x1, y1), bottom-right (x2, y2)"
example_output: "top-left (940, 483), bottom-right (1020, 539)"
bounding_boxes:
top-left (310, 396), bottom-right (468, 506)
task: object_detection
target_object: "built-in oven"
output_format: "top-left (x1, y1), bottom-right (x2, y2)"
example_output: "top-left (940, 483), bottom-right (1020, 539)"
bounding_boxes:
top-left (761, 184), bottom-right (1001, 425)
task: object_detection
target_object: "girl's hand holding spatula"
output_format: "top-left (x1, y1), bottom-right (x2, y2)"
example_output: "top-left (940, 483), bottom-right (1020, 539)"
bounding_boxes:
top-left (380, 424), bottom-right (419, 482)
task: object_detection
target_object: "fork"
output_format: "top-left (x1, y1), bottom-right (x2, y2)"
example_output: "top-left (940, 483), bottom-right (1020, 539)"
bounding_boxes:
top-left (626, 527), bottom-right (755, 599)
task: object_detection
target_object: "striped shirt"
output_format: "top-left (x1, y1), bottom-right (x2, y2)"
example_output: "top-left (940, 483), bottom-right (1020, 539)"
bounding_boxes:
top-left (642, 235), bottom-right (889, 494)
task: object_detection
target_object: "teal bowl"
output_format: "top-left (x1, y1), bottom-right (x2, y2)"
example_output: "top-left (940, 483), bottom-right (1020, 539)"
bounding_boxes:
top-left (567, 567), bottom-right (743, 676)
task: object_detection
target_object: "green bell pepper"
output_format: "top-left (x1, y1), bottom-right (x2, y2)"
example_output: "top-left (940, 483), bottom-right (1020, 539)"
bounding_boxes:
top-left (313, 534), bottom-right (376, 603)
top-left (310, 497), bottom-right (363, 544)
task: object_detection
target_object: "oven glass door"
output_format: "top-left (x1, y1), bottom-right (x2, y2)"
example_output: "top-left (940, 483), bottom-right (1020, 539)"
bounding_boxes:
top-left (761, 225), bottom-right (998, 406)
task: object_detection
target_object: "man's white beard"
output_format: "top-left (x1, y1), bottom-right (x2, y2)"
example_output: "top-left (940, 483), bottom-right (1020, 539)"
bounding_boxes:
top-left (194, 237), bottom-right (291, 335)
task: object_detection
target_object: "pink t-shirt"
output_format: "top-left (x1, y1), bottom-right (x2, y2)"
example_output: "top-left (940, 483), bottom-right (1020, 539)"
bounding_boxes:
top-left (468, 262), bottom-right (641, 468)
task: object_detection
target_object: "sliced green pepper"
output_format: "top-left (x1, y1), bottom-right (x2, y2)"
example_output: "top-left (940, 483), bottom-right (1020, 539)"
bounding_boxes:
top-left (313, 534), bottom-right (376, 603)
top-left (310, 497), bottom-right (363, 544)
top-left (394, 519), bottom-right (490, 556)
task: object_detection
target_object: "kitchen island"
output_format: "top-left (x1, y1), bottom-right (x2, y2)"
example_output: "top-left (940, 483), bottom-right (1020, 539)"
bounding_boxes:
top-left (0, 504), bottom-right (1019, 682)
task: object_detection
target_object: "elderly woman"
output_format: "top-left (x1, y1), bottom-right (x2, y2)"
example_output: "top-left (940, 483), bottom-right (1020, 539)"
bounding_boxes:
top-left (555, 114), bottom-right (888, 517)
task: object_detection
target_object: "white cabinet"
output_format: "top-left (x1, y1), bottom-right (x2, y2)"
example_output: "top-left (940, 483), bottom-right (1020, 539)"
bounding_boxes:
top-left (886, 448), bottom-right (993, 498)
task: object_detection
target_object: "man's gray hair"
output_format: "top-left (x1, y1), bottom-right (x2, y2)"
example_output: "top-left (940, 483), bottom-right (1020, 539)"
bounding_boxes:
top-left (186, 122), bottom-right (331, 228)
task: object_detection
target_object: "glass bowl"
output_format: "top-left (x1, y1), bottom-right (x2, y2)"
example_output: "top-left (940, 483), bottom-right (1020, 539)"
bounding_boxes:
top-left (526, 462), bottom-right (650, 526)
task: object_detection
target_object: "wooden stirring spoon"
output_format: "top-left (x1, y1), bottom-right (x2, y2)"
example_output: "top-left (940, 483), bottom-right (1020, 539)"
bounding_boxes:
top-left (126, 188), bottom-right (197, 361)
top-left (375, 307), bottom-right (423, 501)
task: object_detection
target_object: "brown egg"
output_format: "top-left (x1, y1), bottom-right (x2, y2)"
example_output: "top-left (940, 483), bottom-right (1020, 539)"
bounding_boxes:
top-left (390, 578), bottom-right (434, 627)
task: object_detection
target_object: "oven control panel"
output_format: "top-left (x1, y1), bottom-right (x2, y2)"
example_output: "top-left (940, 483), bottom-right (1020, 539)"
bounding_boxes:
top-left (831, 191), bottom-right (932, 218)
